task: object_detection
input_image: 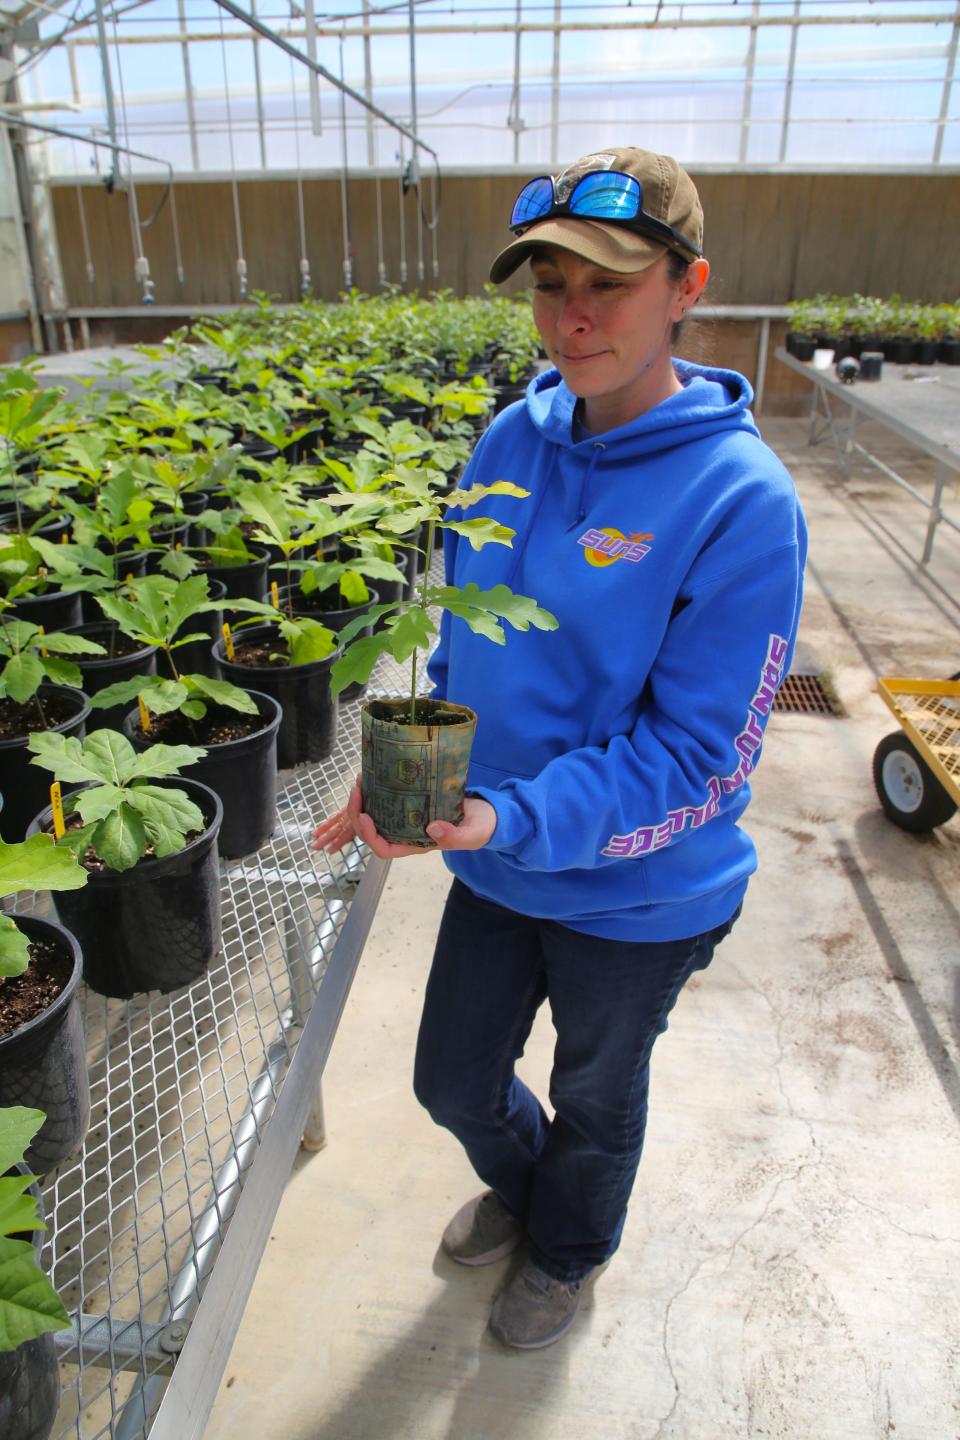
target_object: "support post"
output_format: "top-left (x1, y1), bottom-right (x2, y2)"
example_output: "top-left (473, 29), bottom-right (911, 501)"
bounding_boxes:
top-left (922, 462), bottom-right (946, 565)
top-left (93, 0), bottom-right (121, 190)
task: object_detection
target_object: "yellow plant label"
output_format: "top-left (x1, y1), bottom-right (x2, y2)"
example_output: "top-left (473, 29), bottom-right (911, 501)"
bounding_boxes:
top-left (50, 782), bottom-right (65, 840)
top-left (37, 625), bottom-right (47, 657)
top-left (61, 531), bottom-right (69, 543)
top-left (222, 622), bottom-right (235, 660)
top-left (138, 696), bottom-right (151, 733)
top-left (271, 580), bottom-right (280, 609)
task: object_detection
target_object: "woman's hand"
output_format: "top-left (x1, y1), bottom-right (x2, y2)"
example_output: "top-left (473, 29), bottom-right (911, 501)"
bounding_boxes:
top-left (311, 777), bottom-right (497, 860)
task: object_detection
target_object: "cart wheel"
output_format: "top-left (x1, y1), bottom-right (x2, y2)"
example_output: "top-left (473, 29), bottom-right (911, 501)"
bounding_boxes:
top-left (872, 732), bottom-right (958, 832)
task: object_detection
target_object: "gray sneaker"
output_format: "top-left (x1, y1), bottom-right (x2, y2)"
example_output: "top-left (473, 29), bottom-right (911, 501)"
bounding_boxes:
top-left (441, 1190), bottom-right (524, 1266)
top-left (488, 1259), bottom-right (607, 1349)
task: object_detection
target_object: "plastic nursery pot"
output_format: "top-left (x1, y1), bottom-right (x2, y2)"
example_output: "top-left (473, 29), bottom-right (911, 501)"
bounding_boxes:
top-left (212, 623), bottom-right (338, 769)
top-left (197, 542), bottom-right (270, 602)
top-left (913, 339), bottom-right (939, 366)
top-left (361, 697), bottom-right (478, 846)
top-left (0, 913), bottom-right (90, 1174)
top-left (29, 777), bottom-right (223, 1001)
top-left (938, 337), bottom-right (960, 365)
top-left (785, 333), bottom-right (816, 361)
top-left (123, 690), bottom-right (282, 860)
top-left (0, 684), bottom-right (89, 843)
top-left (0, 1168), bottom-right (61, 1440)
top-left (10, 585), bottom-right (83, 631)
top-left (64, 621), bottom-right (158, 733)
top-left (276, 584), bottom-right (380, 703)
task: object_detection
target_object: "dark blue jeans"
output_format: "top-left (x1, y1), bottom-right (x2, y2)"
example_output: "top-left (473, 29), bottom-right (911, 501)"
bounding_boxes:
top-left (414, 878), bottom-right (739, 1283)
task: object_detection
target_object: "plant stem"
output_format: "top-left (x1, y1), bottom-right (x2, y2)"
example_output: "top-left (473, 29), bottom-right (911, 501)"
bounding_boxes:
top-left (409, 518), bottom-right (436, 725)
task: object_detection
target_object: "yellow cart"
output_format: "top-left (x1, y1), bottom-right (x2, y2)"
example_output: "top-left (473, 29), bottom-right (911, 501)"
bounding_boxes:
top-left (874, 677), bottom-right (960, 832)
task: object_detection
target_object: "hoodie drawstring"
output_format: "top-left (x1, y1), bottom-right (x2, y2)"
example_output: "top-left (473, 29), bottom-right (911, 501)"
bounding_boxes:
top-left (571, 441), bottom-right (606, 529)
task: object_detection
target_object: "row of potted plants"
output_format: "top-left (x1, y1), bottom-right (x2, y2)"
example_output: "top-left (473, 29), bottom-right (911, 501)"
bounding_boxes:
top-left (784, 293), bottom-right (960, 364)
top-left (0, 287), bottom-right (549, 1438)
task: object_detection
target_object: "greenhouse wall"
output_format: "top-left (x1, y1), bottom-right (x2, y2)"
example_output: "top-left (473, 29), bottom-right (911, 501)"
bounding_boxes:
top-left (46, 169), bottom-right (959, 310)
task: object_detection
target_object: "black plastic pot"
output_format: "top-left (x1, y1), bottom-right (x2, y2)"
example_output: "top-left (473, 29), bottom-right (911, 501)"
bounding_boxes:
top-left (882, 336), bottom-right (916, 364)
top-left (0, 685), bottom-right (89, 843)
top-left (0, 1169), bottom-right (61, 1440)
top-left (123, 690), bottom-right (281, 859)
top-left (237, 438), bottom-right (279, 479)
top-left (173, 576), bottom-right (226, 679)
top-left (277, 585), bottom-right (379, 702)
top-left (0, 513), bottom-right (70, 543)
top-left (913, 339), bottom-right (939, 366)
top-left (10, 586), bottom-right (83, 631)
top-left (785, 333), bottom-right (816, 361)
top-left (213, 624), bottom-right (338, 768)
top-left (494, 380), bottom-right (530, 414)
top-left (0, 913), bottom-right (89, 1174)
top-left (64, 621), bottom-right (157, 733)
top-left (198, 542), bottom-right (269, 602)
top-left (29, 777), bottom-right (223, 1000)
top-left (938, 337), bottom-right (960, 365)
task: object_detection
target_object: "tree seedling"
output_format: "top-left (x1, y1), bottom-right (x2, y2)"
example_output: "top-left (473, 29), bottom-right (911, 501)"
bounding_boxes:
top-left (27, 729), bottom-right (208, 872)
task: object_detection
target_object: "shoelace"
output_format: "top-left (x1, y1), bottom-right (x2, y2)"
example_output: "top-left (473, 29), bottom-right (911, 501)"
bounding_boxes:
top-left (522, 1265), bottom-right (581, 1298)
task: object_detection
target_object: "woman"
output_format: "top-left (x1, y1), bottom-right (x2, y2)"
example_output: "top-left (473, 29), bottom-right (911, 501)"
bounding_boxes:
top-left (314, 146), bottom-right (807, 1351)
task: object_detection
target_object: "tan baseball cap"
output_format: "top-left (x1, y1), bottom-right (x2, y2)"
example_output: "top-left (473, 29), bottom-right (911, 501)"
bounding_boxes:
top-left (489, 146), bottom-right (704, 284)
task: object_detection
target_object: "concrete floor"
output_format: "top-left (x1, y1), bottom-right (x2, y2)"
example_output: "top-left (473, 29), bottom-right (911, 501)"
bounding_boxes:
top-left (204, 417), bottom-right (960, 1440)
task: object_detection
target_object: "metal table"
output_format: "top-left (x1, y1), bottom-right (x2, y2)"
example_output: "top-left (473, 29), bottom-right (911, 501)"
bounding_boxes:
top-left (775, 347), bottom-right (960, 602)
top-left (17, 662), bottom-right (421, 1440)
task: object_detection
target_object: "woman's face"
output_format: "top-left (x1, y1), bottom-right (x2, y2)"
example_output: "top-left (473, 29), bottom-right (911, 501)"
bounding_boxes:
top-left (530, 245), bottom-right (708, 427)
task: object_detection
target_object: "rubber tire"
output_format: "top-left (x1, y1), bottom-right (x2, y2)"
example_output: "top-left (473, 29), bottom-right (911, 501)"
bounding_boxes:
top-left (872, 731), bottom-right (958, 832)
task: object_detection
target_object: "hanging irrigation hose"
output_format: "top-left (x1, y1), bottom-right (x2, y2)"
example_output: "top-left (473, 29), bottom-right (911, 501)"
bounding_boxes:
top-left (168, 182), bottom-right (185, 287)
top-left (111, 10), bottom-right (153, 303)
top-left (397, 134), bottom-right (407, 287)
top-left (219, 12), bottom-right (248, 299)
top-left (71, 136), bottom-right (96, 291)
top-left (338, 35), bottom-right (353, 291)
top-left (289, 53), bottom-right (311, 296)
top-left (430, 169), bottom-right (438, 280)
top-left (375, 169), bottom-right (386, 287)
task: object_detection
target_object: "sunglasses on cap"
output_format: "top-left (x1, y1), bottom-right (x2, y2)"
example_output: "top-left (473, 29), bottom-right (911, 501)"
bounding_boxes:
top-left (509, 170), bottom-right (702, 259)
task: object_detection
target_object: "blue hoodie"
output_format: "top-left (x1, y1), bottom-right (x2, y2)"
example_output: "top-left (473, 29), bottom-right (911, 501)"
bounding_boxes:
top-left (426, 360), bottom-right (807, 941)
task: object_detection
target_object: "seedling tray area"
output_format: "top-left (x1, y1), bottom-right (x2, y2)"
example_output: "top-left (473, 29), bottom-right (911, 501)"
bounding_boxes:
top-left (13, 641), bottom-right (428, 1440)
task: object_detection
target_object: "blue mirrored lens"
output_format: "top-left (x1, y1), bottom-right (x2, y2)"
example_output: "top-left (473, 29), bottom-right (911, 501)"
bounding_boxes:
top-left (569, 172), bottom-right (641, 220)
top-left (511, 177), bottom-right (554, 227)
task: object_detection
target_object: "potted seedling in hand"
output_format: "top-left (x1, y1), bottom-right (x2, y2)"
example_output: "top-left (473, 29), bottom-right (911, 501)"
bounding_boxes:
top-left (328, 465), bottom-right (557, 845)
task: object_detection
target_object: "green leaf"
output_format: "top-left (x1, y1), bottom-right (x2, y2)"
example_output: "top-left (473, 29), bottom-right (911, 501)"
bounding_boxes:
top-left (86, 675), bottom-right (155, 711)
top-left (39, 656), bottom-right (82, 688)
top-left (27, 732), bottom-right (103, 784)
top-left (445, 480), bottom-right (530, 511)
top-left (82, 730), bottom-right (139, 785)
top-left (36, 632), bottom-right (107, 657)
top-left (127, 784), bottom-right (203, 841)
top-left (384, 607), bottom-right (436, 663)
top-left (71, 784), bottom-right (124, 825)
top-left (180, 699), bottom-right (206, 720)
top-left (0, 1235), bottom-right (71, 1350)
top-left (136, 677), bottom-right (188, 717)
top-left (329, 634), bottom-right (388, 699)
top-left (339, 570), bottom-right (369, 606)
top-left (440, 517), bottom-right (517, 551)
top-left (165, 573), bottom-right (216, 638)
top-left (0, 1174), bottom-right (43, 1240)
top-left (90, 806), bottom-right (146, 871)
top-left (0, 651), bottom-right (44, 704)
top-left (158, 548), bottom-right (197, 581)
top-left (183, 673), bottom-right (257, 713)
top-left (0, 917), bottom-right (31, 979)
top-left (0, 833), bottom-right (88, 898)
top-left (0, 1108), bottom-right (44, 1175)
top-left (279, 618), bottom-right (337, 667)
top-left (126, 743), bottom-right (206, 779)
top-left (333, 602), bottom-right (399, 647)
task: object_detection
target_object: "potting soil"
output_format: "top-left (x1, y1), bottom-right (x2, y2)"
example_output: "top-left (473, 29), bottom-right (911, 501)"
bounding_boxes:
top-left (0, 934), bottom-right (71, 1037)
top-left (0, 690), bottom-right (81, 741)
top-left (139, 707), bottom-right (264, 746)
